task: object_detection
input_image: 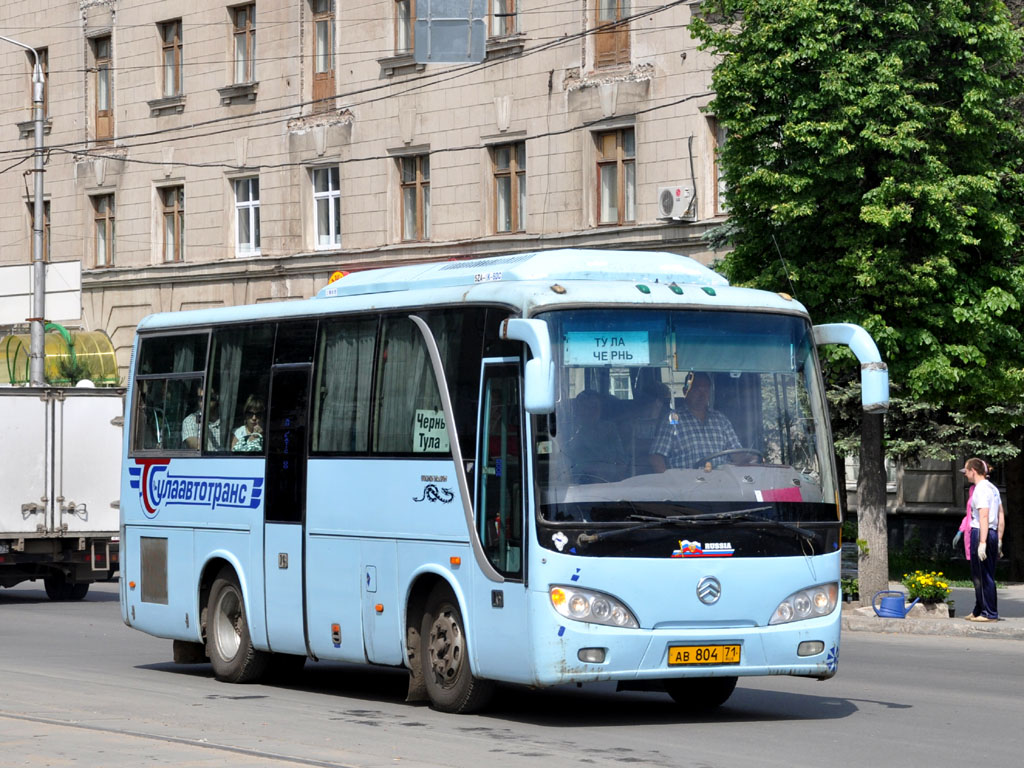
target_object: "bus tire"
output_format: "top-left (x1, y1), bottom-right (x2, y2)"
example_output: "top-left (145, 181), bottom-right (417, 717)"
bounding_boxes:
top-left (663, 676), bottom-right (738, 711)
top-left (206, 568), bottom-right (268, 684)
top-left (420, 585), bottom-right (493, 714)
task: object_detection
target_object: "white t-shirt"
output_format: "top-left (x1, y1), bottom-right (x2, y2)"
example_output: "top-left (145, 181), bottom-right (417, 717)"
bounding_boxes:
top-left (969, 479), bottom-right (1001, 530)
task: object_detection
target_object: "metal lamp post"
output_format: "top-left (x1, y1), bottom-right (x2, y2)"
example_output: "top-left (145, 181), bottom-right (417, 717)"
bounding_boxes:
top-left (1, 35), bottom-right (47, 386)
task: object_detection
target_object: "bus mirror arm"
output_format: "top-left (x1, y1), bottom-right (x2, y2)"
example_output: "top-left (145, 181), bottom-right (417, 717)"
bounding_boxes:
top-left (812, 323), bottom-right (889, 414)
top-left (500, 318), bottom-right (555, 414)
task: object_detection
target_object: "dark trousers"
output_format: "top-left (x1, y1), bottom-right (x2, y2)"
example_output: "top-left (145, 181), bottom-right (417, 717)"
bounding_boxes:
top-left (969, 527), bottom-right (999, 619)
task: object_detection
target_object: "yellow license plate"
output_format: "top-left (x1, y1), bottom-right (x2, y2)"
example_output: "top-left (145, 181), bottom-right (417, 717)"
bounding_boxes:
top-left (667, 644), bottom-right (741, 666)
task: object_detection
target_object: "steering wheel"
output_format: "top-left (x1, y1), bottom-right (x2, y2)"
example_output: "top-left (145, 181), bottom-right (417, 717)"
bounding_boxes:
top-left (693, 448), bottom-right (764, 468)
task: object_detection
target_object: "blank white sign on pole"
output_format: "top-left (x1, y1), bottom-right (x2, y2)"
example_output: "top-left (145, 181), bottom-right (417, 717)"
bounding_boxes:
top-left (0, 260), bottom-right (82, 325)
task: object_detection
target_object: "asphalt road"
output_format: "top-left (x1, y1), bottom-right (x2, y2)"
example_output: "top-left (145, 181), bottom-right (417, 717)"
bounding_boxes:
top-left (1, 581), bottom-right (1021, 768)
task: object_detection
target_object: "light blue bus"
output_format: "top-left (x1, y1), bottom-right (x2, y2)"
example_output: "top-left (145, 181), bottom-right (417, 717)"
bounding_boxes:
top-left (119, 249), bottom-right (887, 713)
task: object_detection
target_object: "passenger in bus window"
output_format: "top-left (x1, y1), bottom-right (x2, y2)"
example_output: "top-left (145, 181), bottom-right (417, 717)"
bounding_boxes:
top-left (231, 395), bottom-right (265, 453)
top-left (182, 386), bottom-right (221, 451)
top-left (649, 372), bottom-right (747, 471)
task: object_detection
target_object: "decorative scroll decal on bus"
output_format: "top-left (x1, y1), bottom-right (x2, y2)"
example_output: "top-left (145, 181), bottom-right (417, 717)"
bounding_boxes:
top-left (412, 484), bottom-right (454, 504)
top-left (128, 459), bottom-right (263, 518)
top-left (671, 539), bottom-right (735, 558)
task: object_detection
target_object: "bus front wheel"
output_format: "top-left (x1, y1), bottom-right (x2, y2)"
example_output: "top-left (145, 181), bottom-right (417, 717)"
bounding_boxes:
top-left (420, 585), bottom-right (493, 713)
top-left (663, 676), bottom-right (737, 712)
top-left (206, 568), bottom-right (268, 684)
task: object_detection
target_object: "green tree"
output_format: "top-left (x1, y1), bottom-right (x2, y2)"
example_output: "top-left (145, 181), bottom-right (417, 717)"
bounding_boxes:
top-left (692, 0), bottom-right (1024, 593)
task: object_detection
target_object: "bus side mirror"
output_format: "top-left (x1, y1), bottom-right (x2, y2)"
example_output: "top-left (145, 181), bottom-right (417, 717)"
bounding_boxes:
top-left (500, 318), bottom-right (555, 414)
top-left (813, 323), bottom-right (889, 414)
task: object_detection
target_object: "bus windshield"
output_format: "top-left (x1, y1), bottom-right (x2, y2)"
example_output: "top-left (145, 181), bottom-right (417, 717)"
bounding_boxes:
top-left (534, 308), bottom-right (837, 531)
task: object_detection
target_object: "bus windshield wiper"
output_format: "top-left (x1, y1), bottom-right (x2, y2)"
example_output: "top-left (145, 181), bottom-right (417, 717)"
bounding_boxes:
top-left (575, 505), bottom-right (817, 546)
top-left (694, 507), bottom-right (819, 542)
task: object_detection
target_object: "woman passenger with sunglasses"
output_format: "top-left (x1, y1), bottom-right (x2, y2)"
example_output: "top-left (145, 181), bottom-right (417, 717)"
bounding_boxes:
top-left (231, 395), bottom-right (265, 453)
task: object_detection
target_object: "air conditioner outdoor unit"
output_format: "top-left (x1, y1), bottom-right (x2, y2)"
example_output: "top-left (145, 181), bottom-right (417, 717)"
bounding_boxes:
top-left (657, 185), bottom-right (696, 221)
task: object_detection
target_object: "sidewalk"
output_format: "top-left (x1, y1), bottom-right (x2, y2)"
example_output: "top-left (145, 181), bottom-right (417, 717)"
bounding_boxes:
top-left (841, 583), bottom-right (1024, 640)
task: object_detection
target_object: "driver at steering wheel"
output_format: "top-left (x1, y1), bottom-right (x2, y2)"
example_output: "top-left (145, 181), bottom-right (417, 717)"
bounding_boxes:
top-left (649, 372), bottom-right (749, 472)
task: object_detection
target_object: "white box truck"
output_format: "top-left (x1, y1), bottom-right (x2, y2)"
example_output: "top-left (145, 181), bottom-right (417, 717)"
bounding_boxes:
top-left (0, 386), bottom-right (122, 599)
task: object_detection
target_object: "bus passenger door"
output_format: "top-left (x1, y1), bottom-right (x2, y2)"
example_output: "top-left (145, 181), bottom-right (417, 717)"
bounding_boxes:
top-left (263, 364), bottom-right (311, 656)
top-left (471, 359), bottom-right (532, 682)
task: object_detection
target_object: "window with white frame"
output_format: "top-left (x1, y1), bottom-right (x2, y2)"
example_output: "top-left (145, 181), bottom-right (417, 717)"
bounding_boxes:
top-left (312, 167), bottom-right (340, 249)
top-left (234, 177), bottom-right (260, 256)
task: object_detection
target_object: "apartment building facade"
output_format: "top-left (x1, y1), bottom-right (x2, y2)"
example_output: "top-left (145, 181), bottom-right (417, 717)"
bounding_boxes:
top-left (0, 1), bottom-right (725, 372)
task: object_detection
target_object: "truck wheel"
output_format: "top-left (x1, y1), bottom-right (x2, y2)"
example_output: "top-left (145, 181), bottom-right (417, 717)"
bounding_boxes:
top-left (420, 585), bottom-right (493, 713)
top-left (44, 571), bottom-right (71, 601)
top-left (663, 676), bottom-right (738, 712)
top-left (68, 582), bottom-right (90, 600)
top-left (206, 568), bottom-right (268, 683)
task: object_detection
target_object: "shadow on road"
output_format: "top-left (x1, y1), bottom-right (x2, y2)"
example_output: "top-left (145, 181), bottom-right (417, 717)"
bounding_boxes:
top-left (139, 657), bottom-right (865, 724)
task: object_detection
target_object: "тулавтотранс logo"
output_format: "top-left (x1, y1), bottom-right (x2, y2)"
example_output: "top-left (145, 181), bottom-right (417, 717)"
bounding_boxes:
top-left (129, 459), bottom-right (263, 518)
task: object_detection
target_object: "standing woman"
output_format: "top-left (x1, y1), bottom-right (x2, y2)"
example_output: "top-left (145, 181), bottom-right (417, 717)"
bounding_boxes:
top-left (961, 458), bottom-right (1005, 622)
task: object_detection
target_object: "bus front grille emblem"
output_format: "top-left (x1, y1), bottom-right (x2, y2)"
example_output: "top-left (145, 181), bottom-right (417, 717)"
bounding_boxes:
top-left (697, 576), bottom-right (721, 605)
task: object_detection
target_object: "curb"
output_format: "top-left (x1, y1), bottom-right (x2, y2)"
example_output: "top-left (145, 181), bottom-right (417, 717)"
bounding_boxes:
top-left (841, 612), bottom-right (1024, 640)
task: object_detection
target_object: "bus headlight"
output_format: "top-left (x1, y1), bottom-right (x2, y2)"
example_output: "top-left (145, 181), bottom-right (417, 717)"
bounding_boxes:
top-left (769, 583), bottom-right (838, 625)
top-left (550, 585), bottom-right (639, 628)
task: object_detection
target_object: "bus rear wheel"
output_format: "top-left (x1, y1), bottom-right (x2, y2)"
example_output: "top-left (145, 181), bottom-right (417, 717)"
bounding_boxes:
top-left (420, 585), bottom-right (493, 713)
top-left (663, 676), bottom-right (738, 712)
top-left (206, 568), bottom-right (268, 684)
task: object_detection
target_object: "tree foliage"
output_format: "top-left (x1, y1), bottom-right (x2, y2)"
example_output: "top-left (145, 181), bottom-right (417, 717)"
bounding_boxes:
top-left (692, 0), bottom-right (1024, 440)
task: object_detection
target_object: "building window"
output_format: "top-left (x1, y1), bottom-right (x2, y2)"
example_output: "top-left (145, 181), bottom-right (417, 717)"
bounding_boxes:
top-left (160, 186), bottom-right (185, 262)
top-left (490, 0), bottom-right (517, 37)
top-left (594, 0), bottom-right (630, 68)
top-left (312, 167), bottom-right (340, 249)
top-left (26, 201), bottom-right (50, 262)
top-left (161, 20), bottom-right (183, 97)
top-left (493, 142), bottom-right (525, 233)
top-left (400, 155), bottom-right (430, 241)
top-left (596, 128), bottom-right (635, 225)
top-left (232, 5), bottom-right (256, 84)
top-left (234, 177), bottom-right (260, 256)
top-left (710, 117), bottom-right (728, 214)
top-left (311, 0), bottom-right (334, 112)
top-left (93, 194), bottom-right (115, 267)
top-left (396, 0), bottom-right (414, 53)
top-left (93, 36), bottom-right (113, 141)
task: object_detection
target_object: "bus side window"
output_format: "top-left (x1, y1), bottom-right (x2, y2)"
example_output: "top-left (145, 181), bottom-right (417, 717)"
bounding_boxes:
top-left (206, 324), bottom-right (274, 455)
top-left (131, 333), bottom-right (208, 454)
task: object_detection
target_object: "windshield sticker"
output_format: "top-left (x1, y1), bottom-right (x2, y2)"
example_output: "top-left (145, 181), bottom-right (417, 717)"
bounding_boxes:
top-left (565, 331), bottom-right (650, 366)
top-left (552, 531), bottom-right (568, 551)
top-left (755, 487), bottom-right (803, 502)
top-left (671, 539), bottom-right (735, 558)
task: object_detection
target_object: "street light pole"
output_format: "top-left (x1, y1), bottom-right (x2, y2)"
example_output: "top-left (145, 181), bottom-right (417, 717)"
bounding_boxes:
top-left (1, 35), bottom-right (47, 386)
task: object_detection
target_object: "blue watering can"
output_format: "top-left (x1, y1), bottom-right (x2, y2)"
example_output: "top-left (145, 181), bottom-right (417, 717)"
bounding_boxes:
top-left (872, 590), bottom-right (920, 618)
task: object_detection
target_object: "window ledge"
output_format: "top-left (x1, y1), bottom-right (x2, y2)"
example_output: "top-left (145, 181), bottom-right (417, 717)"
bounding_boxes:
top-left (378, 52), bottom-right (425, 77)
top-left (147, 95), bottom-right (186, 117)
top-left (17, 117), bottom-right (52, 139)
top-left (486, 33), bottom-right (527, 59)
top-left (218, 81), bottom-right (259, 106)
